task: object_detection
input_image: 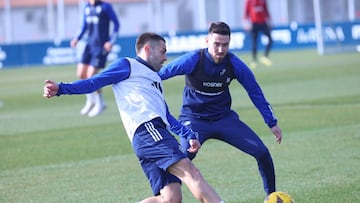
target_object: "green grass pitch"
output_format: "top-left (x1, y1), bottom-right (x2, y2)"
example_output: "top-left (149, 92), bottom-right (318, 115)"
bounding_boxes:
top-left (0, 49), bottom-right (359, 202)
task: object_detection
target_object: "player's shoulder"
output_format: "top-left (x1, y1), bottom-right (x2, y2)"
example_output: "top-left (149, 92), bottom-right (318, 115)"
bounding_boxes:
top-left (227, 52), bottom-right (250, 70)
top-left (173, 49), bottom-right (200, 63)
top-left (99, 0), bottom-right (109, 5)
top-left (186, 49), bottom-right (202, 57)
top-left (188, 48), bottom-right (206, 61)
top-left (84, 2), bottom-right (91, 8)
top-left (227, 51), bottom-right (237, 59)
top-left (100, 1), bottom-right (114, 9)
top-left (108, 57), bottom-right (130, 68)
top-left (227, 52), bottom-right (242, 64)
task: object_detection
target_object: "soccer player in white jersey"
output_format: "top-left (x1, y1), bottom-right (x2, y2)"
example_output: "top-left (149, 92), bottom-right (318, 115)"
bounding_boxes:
top-left (43, 32), bottom-right (224, 203)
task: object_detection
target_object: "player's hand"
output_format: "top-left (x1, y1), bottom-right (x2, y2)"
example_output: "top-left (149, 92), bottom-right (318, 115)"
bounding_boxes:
top-left (270, 125), bottom-right (282, 144)
top-left (43, 80), bottom-right (59, 98)
top-left (70, 38), bottom-right (78, 48)
top-left (104, 41), bottom-right (113, 52)
top-left (243, 19), bottom-right (251, 31)
top-left (188, 139), bottom-right (201, 153)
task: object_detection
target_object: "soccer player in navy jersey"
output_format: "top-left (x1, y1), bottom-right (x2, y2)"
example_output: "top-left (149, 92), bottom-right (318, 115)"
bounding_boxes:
top-left (244, 0), bottom-right (273, 69)
top-left (44, 32), bottom-right (224, 203)
top-left (71, 0), bottom-right (120, 117)
top-left (158, 22), bottom-right (282, 197)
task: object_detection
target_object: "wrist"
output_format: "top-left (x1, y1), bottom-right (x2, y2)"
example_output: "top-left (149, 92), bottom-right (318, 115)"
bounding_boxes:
top-left (267, 119), bottom-right (277, 128)
top-left (189, 132), bottom-right (199, 140)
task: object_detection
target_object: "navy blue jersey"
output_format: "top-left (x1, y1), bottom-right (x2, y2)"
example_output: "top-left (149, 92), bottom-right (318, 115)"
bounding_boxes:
top-left (158, 48), bottom-right (277, 127)
top-left (185, 49), bottom-right (235, 93)
top-left (76, 1), bottom-right (120, 47)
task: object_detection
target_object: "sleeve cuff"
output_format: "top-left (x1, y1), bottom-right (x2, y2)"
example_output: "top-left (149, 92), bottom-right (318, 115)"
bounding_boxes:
top-left (189, 132), bottom-right (199, 140)
top-left (267, 119), bottom-right (277, 128)
top-left (56, 82), bottom-right (63, 96)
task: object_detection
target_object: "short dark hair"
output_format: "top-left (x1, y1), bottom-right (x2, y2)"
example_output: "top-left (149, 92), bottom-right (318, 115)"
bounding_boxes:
top-left (208, 22), bottom-right (231, 36)
top-left (135, 32), bottom-right (165, 53)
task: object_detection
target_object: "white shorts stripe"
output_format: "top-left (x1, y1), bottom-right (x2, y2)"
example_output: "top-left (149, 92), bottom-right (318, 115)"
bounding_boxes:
top-left (144, 122), bottom-right (163, 142)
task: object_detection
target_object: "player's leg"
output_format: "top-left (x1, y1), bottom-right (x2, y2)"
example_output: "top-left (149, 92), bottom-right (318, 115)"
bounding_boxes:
top-left (140, 183), bottom-right (182, 203)
top-left (77, 46), bottom-right (95, 115)
top-left (214, 111), bottom-right (276, 195)
top-left (259, 23), bottom-right (273, 66)
top-left (137, 161), bottom-right (182, 203)
top-left (158, 182), bottom-right (182, 202)
top-left (262, 23), bottom-right (273, 58)
top-left (76, 62), bottom-right (88, 79)
top-left (250, 23), bottom-right (259, 69)
top-left (84, 65), bottom-right (104, 117)
top-left (133, 118), bottom-right (183, 202)
top-left (87, 50), bottom-right (108, 117)
top-left (168, 158), bottom-right (223, 203)
top-left (251, 24), bottom-right (259, 61)
top-left (77, 63), bottom-right (96, 115)
top-left (133, 117), bottom-right (223, 203)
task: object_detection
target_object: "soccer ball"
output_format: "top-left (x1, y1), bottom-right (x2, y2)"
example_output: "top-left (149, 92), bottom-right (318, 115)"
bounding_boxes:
top-left (264, 191), bottom-right (295, 203)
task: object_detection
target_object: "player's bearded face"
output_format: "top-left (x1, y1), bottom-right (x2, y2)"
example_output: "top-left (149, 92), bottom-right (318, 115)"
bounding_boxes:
top-left (149, 42), bottom-right (167, 71)
top-left (89, 0), bottom-right (98, 5)
top-left (206, 33), bottom-right (230, 64)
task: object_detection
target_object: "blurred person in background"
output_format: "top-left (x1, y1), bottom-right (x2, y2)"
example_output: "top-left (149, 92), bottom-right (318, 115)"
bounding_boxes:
top-left (244, 0), bottom-right (272, 69)
top-left (71, 0), bottom-right (120, 117)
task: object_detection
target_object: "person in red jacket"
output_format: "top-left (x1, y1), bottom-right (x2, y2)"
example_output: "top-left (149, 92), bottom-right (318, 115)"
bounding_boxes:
top-left (244, 0), bottom-right (272, 69)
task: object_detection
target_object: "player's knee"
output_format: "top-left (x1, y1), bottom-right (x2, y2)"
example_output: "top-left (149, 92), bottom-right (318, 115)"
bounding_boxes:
top-left (77, 72), bottom-right (87, 79)
top-left (179, 159), bottom-right (202, 181)
top-left (159, 183), bottom-right (182, 203)
top-left (163, 195), bottom-right (182, 203)
top-left (254, 145), bottom-right (270, 160)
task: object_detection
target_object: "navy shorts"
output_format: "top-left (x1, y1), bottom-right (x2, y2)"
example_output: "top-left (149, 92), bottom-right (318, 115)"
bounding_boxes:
top-left (80, 44), bottom-right (108, 69)
top-left (132, 117), bottom-right (186, 195)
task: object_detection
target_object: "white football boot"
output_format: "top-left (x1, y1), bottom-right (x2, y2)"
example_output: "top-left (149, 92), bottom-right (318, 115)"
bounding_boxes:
top-left (88, 92), bottom-right (106, 117)
top-left (260, 56), bottom-right (272, 66)
top-left (80, 93), bottom-right (95, 115)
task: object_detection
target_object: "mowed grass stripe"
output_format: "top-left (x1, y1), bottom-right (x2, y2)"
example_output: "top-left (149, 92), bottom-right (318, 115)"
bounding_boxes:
top-left (0, 124), bottom-right (358, 202)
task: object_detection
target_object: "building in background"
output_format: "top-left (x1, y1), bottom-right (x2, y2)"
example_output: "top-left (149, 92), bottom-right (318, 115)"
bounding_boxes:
top-left (0, 0), bottom-right (359, 44)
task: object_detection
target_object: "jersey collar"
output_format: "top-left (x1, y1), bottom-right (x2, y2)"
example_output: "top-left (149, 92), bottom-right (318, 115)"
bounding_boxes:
top-left (135, 56), bottom-right (156, 71)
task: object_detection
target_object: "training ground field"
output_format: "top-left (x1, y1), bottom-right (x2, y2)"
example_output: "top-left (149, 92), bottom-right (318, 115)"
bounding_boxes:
top-left (0, 49), bottom-right (359, 202)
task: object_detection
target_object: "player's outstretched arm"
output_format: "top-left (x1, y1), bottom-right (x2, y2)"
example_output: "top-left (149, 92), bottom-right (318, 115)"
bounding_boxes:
top-left (43, 80), bottom-right (59, 98)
